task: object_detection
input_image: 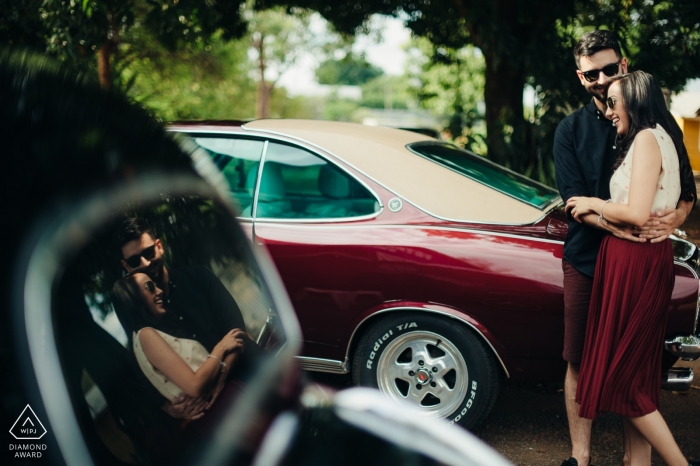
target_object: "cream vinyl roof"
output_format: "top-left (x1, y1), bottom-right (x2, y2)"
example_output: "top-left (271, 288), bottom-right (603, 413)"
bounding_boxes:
top-left (244, 119), bottom-right (553, 225)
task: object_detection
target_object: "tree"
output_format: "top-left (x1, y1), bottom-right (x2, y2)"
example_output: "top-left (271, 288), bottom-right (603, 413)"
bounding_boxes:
top-left (118, 26), bottom-right (258, 121)
top-left (244, 6), bottom-right (326, 118)
top-left (316, 52), bottom-right (383, 85)
top-left (406, 37), bottom-right (485, 152)
top-left (1, 0), bottom-right (250, 89)
top-left (258, 0), bottom-right (700, 184)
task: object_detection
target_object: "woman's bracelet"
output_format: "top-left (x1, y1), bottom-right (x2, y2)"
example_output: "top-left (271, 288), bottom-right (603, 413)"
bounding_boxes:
top-left (599, 199), bottom-right (612, 223)
top-left (207, 354), bottom-right (227, 372)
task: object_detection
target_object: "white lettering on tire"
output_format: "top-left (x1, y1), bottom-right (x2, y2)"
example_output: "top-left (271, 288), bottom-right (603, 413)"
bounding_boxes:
top-left (449, 380), bottom-right (478, 425)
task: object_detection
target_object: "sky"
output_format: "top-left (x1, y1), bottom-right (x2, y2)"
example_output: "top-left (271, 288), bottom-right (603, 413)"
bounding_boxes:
top-left (277, 14), bottom-right (411, 96)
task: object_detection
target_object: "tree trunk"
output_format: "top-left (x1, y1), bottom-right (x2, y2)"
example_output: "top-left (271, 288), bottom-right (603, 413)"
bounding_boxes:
top-left (256, 81), bottom-right (272, 119)
top-left (97, 41), bottom-right (113, 89)
top-left (254, 37), bottom-right (272, 118)
top-left (483, 49), bottom-right (528, 170)
top-left (97, 16), bottom-right (119, 90)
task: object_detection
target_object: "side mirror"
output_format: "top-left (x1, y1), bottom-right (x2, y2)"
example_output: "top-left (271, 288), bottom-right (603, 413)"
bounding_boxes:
top-left (12, 173), bottom-right (301, 465)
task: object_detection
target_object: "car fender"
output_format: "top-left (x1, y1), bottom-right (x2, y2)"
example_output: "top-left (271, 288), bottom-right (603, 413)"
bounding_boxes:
top-left (346, 300), bottom-right (510, 378)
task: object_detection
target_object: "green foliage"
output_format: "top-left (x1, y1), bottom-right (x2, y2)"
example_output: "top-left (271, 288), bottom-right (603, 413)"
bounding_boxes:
top-left (316, 52), bottom-right (383, 85)
top-left (359, 74), bottom-right (412, 109)
top-left (118, 26), bottom-right (256, 120)
top-left (117, 24), bottom-right (313, 121)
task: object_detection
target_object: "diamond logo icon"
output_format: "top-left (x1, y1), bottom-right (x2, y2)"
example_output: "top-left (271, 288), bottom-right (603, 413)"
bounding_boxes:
top-left (10, 405), bottom-right (47, 440)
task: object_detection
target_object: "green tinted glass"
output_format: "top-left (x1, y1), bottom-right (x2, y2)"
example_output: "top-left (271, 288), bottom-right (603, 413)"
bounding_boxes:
top-left (407, 142), bottom-right (559, 210)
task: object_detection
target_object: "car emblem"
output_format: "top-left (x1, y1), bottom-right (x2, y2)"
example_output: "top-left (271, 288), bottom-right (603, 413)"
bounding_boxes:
top-left (415, 368), bottom-right (432, 385)
top-left (388, 198), bottom-right (403, 212)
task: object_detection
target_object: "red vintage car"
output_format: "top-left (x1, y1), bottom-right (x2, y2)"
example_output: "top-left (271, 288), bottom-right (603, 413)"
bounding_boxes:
top-left (170, 119), bottom-right (700, 429)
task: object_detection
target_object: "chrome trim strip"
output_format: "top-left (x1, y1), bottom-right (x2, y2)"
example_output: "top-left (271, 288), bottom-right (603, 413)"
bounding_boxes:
top-left (251, 140), bottom-right (268, 219)
top-left (253, 209), bottom-right (385, 224)
top-left (345, 307), bottom-right (510, 378)
top-left (405, 141), bottom-right (561, 211)
top-left (664, 335), bottom-right (700, 361)
top-left (295, 356), bottom-right (348, 374)
top-left (670, 234), bottom-right (697, 261)
top-left (174, 128), bottom-right (385, 223)
top-left (245, 222), bottom-right (566, 246)
top-left (238, 126), bottom-right (558, 227)
top-left (661, 367), bottom-right (694, 391)
top-left (674, 260), bottom-right (699, 279)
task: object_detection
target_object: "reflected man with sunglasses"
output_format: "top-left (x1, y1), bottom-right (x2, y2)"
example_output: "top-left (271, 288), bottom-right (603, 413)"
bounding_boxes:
top-left (554, 31), bottom-right (695, 466)
top-left (117, 217), bottom-right (250, 421)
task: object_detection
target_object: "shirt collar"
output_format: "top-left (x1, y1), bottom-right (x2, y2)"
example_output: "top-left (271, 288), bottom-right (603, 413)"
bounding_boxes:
top-left (586, 97), bottom-right (608, 120)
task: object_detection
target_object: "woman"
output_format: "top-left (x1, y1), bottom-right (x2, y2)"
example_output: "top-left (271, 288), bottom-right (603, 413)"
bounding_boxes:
top-left (566, 71), bottom-right (697, 466)
top-left (112, 271), bottom-right (247, 404)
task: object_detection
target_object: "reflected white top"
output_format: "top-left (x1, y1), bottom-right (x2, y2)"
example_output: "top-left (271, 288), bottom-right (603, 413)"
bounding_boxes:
top-left (133, 328), bottom-right (209, 401)
top-left (610, 125), bottom-right (680, 212)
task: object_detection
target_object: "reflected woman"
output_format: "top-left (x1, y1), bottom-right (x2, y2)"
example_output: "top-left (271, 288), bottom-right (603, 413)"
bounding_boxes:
top-left (113, 271), bottom-right (247, 411)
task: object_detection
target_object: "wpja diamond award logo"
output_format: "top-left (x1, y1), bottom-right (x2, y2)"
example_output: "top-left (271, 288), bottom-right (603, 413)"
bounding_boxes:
top-left (9, 405), bottom-right (47, 459)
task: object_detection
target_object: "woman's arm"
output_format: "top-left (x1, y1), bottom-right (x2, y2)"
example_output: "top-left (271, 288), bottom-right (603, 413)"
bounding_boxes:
top-left (139, 328), bottom-right (241, 398)
top-left (566, 130), bottom-right (662, 228)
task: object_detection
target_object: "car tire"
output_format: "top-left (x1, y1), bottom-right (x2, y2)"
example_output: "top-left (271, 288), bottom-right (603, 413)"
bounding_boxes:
top-left (351, 312), bottom-right (501, 430)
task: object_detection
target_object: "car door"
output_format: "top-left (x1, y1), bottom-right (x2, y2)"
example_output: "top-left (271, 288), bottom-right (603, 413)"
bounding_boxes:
top-left (248, 140), bottom-right (386, 361)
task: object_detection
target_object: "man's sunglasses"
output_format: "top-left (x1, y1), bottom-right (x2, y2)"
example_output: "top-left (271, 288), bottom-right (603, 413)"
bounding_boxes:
top-left (125, 244), bottom-right (156, 268)
top-left (580, 62), bottom-right (620, 83)
top-left (143, 281), bottom-right (157, 293)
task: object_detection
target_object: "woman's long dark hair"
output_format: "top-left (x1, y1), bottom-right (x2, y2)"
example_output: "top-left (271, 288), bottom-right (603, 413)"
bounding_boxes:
top-left (112, 272), bottom-right (190, 346)
top-left (610, 71), bottom-right (695, 202)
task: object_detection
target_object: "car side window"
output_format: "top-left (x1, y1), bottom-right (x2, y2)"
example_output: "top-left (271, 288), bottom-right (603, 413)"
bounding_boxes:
top-left (192, 137), bottom-right (265, 216)
top-left (256, 142), bottom-right (379, 219)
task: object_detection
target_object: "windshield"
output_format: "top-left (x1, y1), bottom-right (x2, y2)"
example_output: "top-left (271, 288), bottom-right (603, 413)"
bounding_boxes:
top-left (407, 142), bottom-right (559, 210)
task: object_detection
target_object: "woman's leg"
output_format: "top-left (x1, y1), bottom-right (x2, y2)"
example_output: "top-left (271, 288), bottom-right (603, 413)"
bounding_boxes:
top-left (627, 411), bottom-right (687, 466)
top-left (622, 417), bottom-right (651, 466)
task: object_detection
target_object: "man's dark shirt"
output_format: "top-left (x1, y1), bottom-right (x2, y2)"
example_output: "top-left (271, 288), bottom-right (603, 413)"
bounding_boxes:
top-left (554, 98), bottom-right (619, 277)
top-left (554, 98), bottom-right (697, 277)
top-left (160, 265), bottom-right (246, 352)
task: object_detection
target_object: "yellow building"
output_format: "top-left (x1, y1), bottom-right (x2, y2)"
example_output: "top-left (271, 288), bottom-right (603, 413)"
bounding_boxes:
top-left (671, 91), bottom-right (700, 174)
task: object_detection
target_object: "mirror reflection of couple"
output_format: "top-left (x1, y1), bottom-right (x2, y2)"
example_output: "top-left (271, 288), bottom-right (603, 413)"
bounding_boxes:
top-left (111, 218), bottom-right (256, 425)
top-left (557, 32), bottom-right (698, 466)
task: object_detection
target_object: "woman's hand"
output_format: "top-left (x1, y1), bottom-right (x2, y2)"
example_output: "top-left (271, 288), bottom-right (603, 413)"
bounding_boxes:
top-left (565, 197), bottom-right (602, 223)
top-left (216, 328), bottom-right (246, 355)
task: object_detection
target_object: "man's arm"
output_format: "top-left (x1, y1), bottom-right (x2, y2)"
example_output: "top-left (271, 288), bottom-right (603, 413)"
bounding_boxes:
top-left (200, 266), bottom-right (247, 332)
top-left (553, 120), bottom-right (589, 209)
top-left (162, 395), bottom-right (208, 420)
top-left (638, 199), bottom-right (694, 243)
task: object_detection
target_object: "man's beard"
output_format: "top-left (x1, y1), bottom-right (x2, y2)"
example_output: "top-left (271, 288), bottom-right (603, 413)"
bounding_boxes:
top-left (589, 84), bottom-right (607, 103)
top-left (147, 261), bottom-right (165, 285)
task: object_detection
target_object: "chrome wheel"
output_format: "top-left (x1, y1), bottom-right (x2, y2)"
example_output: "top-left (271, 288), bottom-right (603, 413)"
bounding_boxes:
top-left (376, 330), bottom-right (468, 419)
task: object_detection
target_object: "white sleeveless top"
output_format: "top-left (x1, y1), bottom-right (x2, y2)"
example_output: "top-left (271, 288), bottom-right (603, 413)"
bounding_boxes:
top-left (609, 125), bottom-right (680, 211)
top-left (133, 328), bottom-right (210, 401)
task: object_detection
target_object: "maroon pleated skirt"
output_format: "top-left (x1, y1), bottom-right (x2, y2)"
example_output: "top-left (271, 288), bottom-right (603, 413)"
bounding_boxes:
top-left (575, 235), bottom-right (674, 419)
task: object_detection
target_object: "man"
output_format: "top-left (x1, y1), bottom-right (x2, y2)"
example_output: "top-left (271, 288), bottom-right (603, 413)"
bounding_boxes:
top-left (115, 217), bottom-right (252, 420)
top-left (553, 30), bottom-right (696, 466)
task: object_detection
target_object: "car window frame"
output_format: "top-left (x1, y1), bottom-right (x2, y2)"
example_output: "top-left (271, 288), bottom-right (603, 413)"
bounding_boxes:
top-left (176, 130), bottom-right (384, 224)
